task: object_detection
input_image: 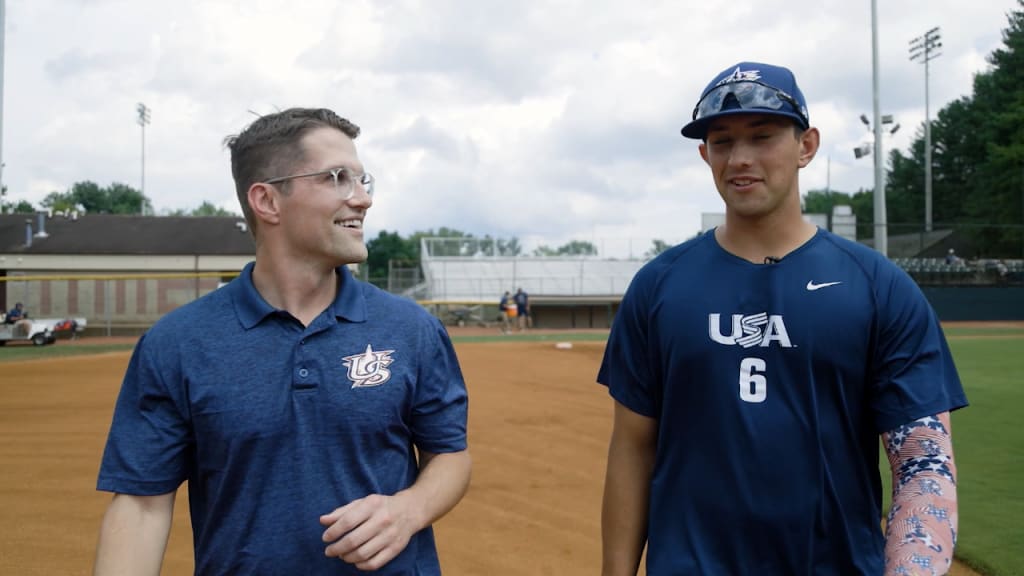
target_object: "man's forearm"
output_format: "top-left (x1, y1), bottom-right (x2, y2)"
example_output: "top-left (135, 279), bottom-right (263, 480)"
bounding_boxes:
top-left (601, 450), bottom-right (652, 576)
top-left (398, 449), bottom-right (472, 532)
top-left (93, 492), bottom-right (176, 576)
top-left (883, 412), bottom-right (959, 576)
top-left (602, 404), bottom-right (656, 576)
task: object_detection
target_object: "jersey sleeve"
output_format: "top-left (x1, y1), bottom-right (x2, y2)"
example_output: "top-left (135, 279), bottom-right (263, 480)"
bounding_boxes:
top-left (598, 265), bottom-right (660, 418)
top-left (97, 332), bottom-right (193, 495)
top-left (870, 266), bottom-right (968, 433)
top-left (409, 317), bottom-right (469, 454)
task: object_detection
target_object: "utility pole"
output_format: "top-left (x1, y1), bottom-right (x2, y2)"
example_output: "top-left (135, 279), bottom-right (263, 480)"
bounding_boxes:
top-left (136, 102), bottom-right (151, 215)
top-left (910, 26), bottom-right (942, 233)
top-left (870, 0), bottom-right (887, 256)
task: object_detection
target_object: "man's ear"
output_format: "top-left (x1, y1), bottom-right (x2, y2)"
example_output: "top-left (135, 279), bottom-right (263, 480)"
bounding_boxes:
top-left (247, 183), bottom-right (281, 226)
top-left (798, 127), bottom-right (820, 168)
top-left (698, 142), bottom-right (711, 166)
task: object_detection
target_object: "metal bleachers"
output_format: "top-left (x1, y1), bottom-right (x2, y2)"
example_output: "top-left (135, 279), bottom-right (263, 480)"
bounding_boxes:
top-left (893, 257), bottom-right (1021, 285)
top-left (421, 256), bottom-right (644, 301)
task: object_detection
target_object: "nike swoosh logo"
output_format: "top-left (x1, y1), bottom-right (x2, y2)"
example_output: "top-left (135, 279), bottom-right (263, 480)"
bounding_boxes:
top-left (806, 280), bottom-right (842, 291)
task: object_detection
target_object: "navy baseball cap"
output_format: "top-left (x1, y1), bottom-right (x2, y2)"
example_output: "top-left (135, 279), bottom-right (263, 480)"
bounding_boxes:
top-left (680, 62), bottom-right (810, 140)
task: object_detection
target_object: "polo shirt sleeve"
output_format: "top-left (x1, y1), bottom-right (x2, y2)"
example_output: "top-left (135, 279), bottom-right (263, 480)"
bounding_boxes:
top-left (97, 332), bottom-right (193, 495)
top-left (409, 317), bottom-right (468, 453)
top-left (870, 266), bottom-right (968, 433)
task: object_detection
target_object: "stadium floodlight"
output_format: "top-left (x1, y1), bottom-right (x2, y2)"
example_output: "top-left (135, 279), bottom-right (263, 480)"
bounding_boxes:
top-left (136, 103), bottom-right (151, 216)
top-left (910, 26), bottom-right (942, 233)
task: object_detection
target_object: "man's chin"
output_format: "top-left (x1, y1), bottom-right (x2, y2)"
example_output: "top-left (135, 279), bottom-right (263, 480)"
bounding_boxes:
top-left (338, 247), bottom-right (368, 266)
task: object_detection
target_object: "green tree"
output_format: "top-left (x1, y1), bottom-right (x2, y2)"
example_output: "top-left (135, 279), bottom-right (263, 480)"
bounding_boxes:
top-left (10, 200), bottom-right (36, 214)
top-left (883, 2), bottom-right (1024, 256)
top-left (531, 240), bottom-right (598, 256)
top-left (168, 201), bottom-right (239, 217)
top-left (849, 189), bottom-right (875, 240)
top-left (41, 181), bottom-right (152, 215)
top-left (106, 182), bottom-right (152, 214)
top-left (365, 230), bottom-right (418, 287)
top-left (803, 189), bottom-right (857, 230)
top-left (41, 191), bottom-right (75, 213)
top-left (644, 239), bottom-right (673, 259)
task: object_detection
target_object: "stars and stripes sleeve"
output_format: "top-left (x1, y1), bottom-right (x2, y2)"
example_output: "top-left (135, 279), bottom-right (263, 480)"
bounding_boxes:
top-left (882, 412), bottom-right (959, 576)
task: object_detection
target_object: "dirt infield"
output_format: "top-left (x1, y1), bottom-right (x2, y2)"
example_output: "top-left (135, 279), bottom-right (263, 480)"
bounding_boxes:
top-left (0, 340), bottom-right (982, 575)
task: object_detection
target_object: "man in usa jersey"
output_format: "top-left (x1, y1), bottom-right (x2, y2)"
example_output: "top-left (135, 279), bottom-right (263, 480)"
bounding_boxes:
top-left (598, 62), bottom-right (967, 575)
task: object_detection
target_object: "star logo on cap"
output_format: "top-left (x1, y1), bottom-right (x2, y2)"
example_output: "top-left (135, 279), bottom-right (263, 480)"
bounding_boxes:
top-left (716, 67), bottom-right (762, 87)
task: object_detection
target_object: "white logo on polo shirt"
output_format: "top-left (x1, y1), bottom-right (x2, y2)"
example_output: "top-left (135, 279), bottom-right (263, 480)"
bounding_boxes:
top-left (343, 344), bottom-right (395, 388)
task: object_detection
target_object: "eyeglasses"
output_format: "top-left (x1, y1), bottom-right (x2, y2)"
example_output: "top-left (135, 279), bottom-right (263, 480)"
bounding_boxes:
top-left (264, 167), bottom-right (375, 199)
top-left (692, 80), bottom-right (808, 128)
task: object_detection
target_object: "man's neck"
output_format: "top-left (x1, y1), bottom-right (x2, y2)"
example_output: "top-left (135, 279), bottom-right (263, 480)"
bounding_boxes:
top-left (716, 209), bottom-right (818, 265)
top-left (251, 248), bottom-right (342, 327)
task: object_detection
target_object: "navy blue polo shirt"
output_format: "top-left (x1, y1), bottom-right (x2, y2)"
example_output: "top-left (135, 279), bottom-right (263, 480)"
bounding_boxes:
top-left (98, 262), bottom-right (468, 575)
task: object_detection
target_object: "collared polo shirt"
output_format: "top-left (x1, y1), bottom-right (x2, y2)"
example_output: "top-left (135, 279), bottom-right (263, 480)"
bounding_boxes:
top-left (99, 262), bottom-right (468, 575)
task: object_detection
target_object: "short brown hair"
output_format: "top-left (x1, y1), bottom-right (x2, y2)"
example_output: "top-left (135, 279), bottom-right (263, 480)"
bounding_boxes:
top-left (223, 108), bottom-right (360, 235)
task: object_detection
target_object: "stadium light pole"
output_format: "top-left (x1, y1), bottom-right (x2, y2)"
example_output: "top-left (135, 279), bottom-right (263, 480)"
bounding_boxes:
top-left (869, 0), bottom-right (887, 256)
top-left (854, 114), bottom-right (899, 245)
top-left (136, 102), bottom-right (151, 215)
top-left (0, 0), bottom-right (6, 210)
top-left (910, 27), bottom-right (942, 233)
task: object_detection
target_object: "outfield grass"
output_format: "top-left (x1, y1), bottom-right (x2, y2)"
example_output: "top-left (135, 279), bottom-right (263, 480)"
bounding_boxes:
top-left (933, 337), bottom-right (1021, 575)
top-left (0, 343), bottom-right (135, 362)
top-left (943, 326), bottom-right (1024, 338)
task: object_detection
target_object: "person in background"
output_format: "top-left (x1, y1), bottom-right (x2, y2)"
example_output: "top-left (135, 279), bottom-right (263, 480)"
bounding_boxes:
top-left (599, 62), bottom-right (967, 576)
top-left (94, 108), bottom-right (471, 576)
top-left (4, 302), bottom-right (26, 324)
top-left (499, 290), bottom-right (515, 334)
top-left (514, 287), bottom-right (531, 331)
top-left (4, 302), bottom-right (32, 337)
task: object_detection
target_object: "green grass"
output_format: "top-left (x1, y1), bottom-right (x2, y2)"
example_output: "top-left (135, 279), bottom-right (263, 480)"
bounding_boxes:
top-left (880, 335), bottom-right (1023, 576)
top-left (943, 326), bottom-right (1024, 338)
top-left (0, 343), bottom-right (135, 362)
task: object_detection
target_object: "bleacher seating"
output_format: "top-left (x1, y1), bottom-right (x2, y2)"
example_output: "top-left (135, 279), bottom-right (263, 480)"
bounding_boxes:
top-left (421, 256), bottom-right (645, 301)
top-left (892, 257), bottom-right (1022, 286)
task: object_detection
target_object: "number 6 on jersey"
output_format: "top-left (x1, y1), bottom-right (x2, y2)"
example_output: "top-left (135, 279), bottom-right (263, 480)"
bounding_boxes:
top-left (739, 357), bottom-right (767, 403)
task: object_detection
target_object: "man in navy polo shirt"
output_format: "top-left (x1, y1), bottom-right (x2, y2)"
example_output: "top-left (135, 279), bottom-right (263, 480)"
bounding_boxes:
top-left (94, 108), bottom-right (471, 575)
top-left (599, 63), bottom-right (967, 575)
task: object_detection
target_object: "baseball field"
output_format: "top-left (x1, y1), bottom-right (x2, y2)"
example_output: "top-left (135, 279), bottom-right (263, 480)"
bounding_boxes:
top-left (0, 324), bottom-right (1019, 575)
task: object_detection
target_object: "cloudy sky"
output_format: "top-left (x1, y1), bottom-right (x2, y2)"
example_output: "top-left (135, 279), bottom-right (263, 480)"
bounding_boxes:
top-left (1, 0), bottom-right (1018, 257)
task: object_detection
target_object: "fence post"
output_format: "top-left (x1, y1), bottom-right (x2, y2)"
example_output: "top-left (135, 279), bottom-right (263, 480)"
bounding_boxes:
top-left (105, 279), bottom-right (112, 337)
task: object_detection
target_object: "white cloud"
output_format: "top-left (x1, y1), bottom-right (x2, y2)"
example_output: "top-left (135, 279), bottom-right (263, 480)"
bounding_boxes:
top-left (1, 0), bottom-right (1019, 254)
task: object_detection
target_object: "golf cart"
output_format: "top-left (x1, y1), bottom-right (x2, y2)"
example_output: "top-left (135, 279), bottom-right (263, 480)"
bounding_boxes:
top-left (0, 317), bottom-right (57, 346)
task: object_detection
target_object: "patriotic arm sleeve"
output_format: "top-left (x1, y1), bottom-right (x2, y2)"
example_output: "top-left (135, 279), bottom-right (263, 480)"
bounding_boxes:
top-left (882, 412), bottom-right (959, 576)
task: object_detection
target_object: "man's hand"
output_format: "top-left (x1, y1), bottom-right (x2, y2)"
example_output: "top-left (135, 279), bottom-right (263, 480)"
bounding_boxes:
top-left (319, 492), bottom-right (418, 571)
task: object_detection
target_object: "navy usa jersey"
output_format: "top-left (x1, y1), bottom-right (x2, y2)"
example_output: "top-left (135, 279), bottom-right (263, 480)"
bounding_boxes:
top-left (598, 228), bottom-right (966, 575)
